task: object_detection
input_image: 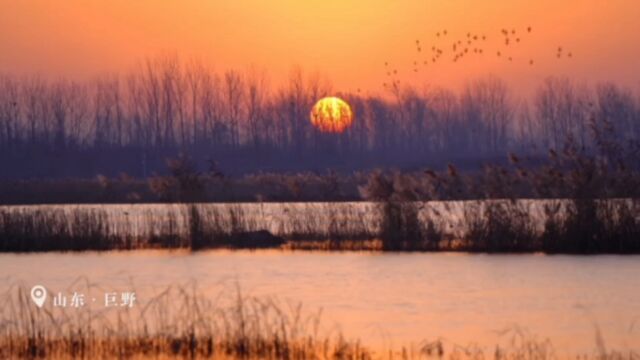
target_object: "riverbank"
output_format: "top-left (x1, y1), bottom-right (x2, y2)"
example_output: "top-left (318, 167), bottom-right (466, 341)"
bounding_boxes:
top-left (1, 273), bottom-right (638, 359)
top-left (1, 199), bottom-right (639, 253)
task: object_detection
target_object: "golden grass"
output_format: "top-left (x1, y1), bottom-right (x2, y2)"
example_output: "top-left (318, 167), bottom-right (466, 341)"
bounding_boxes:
top-left (0, 283), bottom-right (638, 359)
top-left (0, 283), bottom-right (375, 359)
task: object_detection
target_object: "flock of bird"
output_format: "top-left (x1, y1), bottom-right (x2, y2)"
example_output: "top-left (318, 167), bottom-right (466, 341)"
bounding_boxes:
top-left (383, 26), bottom-right (575, 89)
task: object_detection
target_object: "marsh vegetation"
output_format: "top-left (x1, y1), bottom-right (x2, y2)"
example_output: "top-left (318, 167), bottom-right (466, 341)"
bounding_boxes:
top-left (0, 283), bottom-right (636, 359)
top-left (1, 62), bottom-right (640, 254)
top-left (2, 122), bottom-right (640, 254)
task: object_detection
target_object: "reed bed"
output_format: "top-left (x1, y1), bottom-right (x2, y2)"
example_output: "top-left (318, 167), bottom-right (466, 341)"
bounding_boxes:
top-left (0, 207), bottom-right (119, 252)
top-left (2, 115), bottom-right (640, 254)
top-left (0, 202), bottom-right (377, 252)
top-left (1, 198), bottom-right (639, 253)
top-left (0, 283), bottom-right (374, 359)
top-left (0, 284), bottom-right (636, 359)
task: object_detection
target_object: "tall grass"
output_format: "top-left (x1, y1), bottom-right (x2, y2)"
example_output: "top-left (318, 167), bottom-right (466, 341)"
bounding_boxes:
top-left (0, 208), bottom-right (120, 252)
top-left (2, 113), bottom-right (640, 253)
top-left (358, 171), bottom-right (442, 251)
top-left (0, 284), bottom-right (636, 359)
top-left (1, 198), bottom-right (640, 253)
top-left (187, 204), bottom-right (285, 249)
top-left (0, 284), bottom-right (373, 359)
top-left (0, 203), bottom-right (374, 252)
top-left (2, 118), bottom-right (640, 254)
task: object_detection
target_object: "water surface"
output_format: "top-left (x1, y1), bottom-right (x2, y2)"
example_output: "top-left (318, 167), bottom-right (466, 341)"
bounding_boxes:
top-left (1, 251), bottom-right (639, 355)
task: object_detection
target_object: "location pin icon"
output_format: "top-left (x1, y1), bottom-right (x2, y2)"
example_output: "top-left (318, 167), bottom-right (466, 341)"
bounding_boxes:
top-left (30, 285), bottom-right (47, 308)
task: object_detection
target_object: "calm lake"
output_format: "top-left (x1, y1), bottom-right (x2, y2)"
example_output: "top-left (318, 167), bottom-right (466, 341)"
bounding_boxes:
top-left (1, 250), bottom-right (639, 355)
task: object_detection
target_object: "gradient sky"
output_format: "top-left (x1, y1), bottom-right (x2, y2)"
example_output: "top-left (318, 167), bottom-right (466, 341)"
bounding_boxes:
top-left (1, 0), bottom-right (639, 96)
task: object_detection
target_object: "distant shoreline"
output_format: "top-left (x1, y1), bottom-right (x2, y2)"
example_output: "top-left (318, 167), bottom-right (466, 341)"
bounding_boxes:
top-left (1, 199), bottom-right (639, 254)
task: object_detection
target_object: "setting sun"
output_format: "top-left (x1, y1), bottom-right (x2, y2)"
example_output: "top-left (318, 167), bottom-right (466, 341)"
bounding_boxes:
top-left (310, 97), bottom-right (354, 133)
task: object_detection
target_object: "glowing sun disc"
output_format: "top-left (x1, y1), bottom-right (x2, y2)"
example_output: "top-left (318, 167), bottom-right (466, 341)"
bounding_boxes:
top-left (310, 96), bottom-right (354, 133)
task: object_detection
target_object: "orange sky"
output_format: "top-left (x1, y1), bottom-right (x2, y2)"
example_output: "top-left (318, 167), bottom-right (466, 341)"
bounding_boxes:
top-left (1, 0), bottom-right (639, 96)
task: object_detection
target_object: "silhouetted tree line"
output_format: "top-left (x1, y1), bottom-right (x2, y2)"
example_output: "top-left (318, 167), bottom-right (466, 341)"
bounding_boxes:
top-left (1, 56), bottom-right (639, 179)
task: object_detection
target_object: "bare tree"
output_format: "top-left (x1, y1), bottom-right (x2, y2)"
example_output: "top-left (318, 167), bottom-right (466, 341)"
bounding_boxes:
top-left (0, 76), bottom-right (21, 150)
top-left (461, 77), bottom-right (512, 155)
top-left (223, 70), bottom-right (244, 148)
top-left (2, 57), bottom-right (639, 180)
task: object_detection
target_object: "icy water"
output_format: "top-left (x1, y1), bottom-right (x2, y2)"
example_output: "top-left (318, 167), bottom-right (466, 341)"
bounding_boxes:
top-left (1, 250), bottom-right (639, 355)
